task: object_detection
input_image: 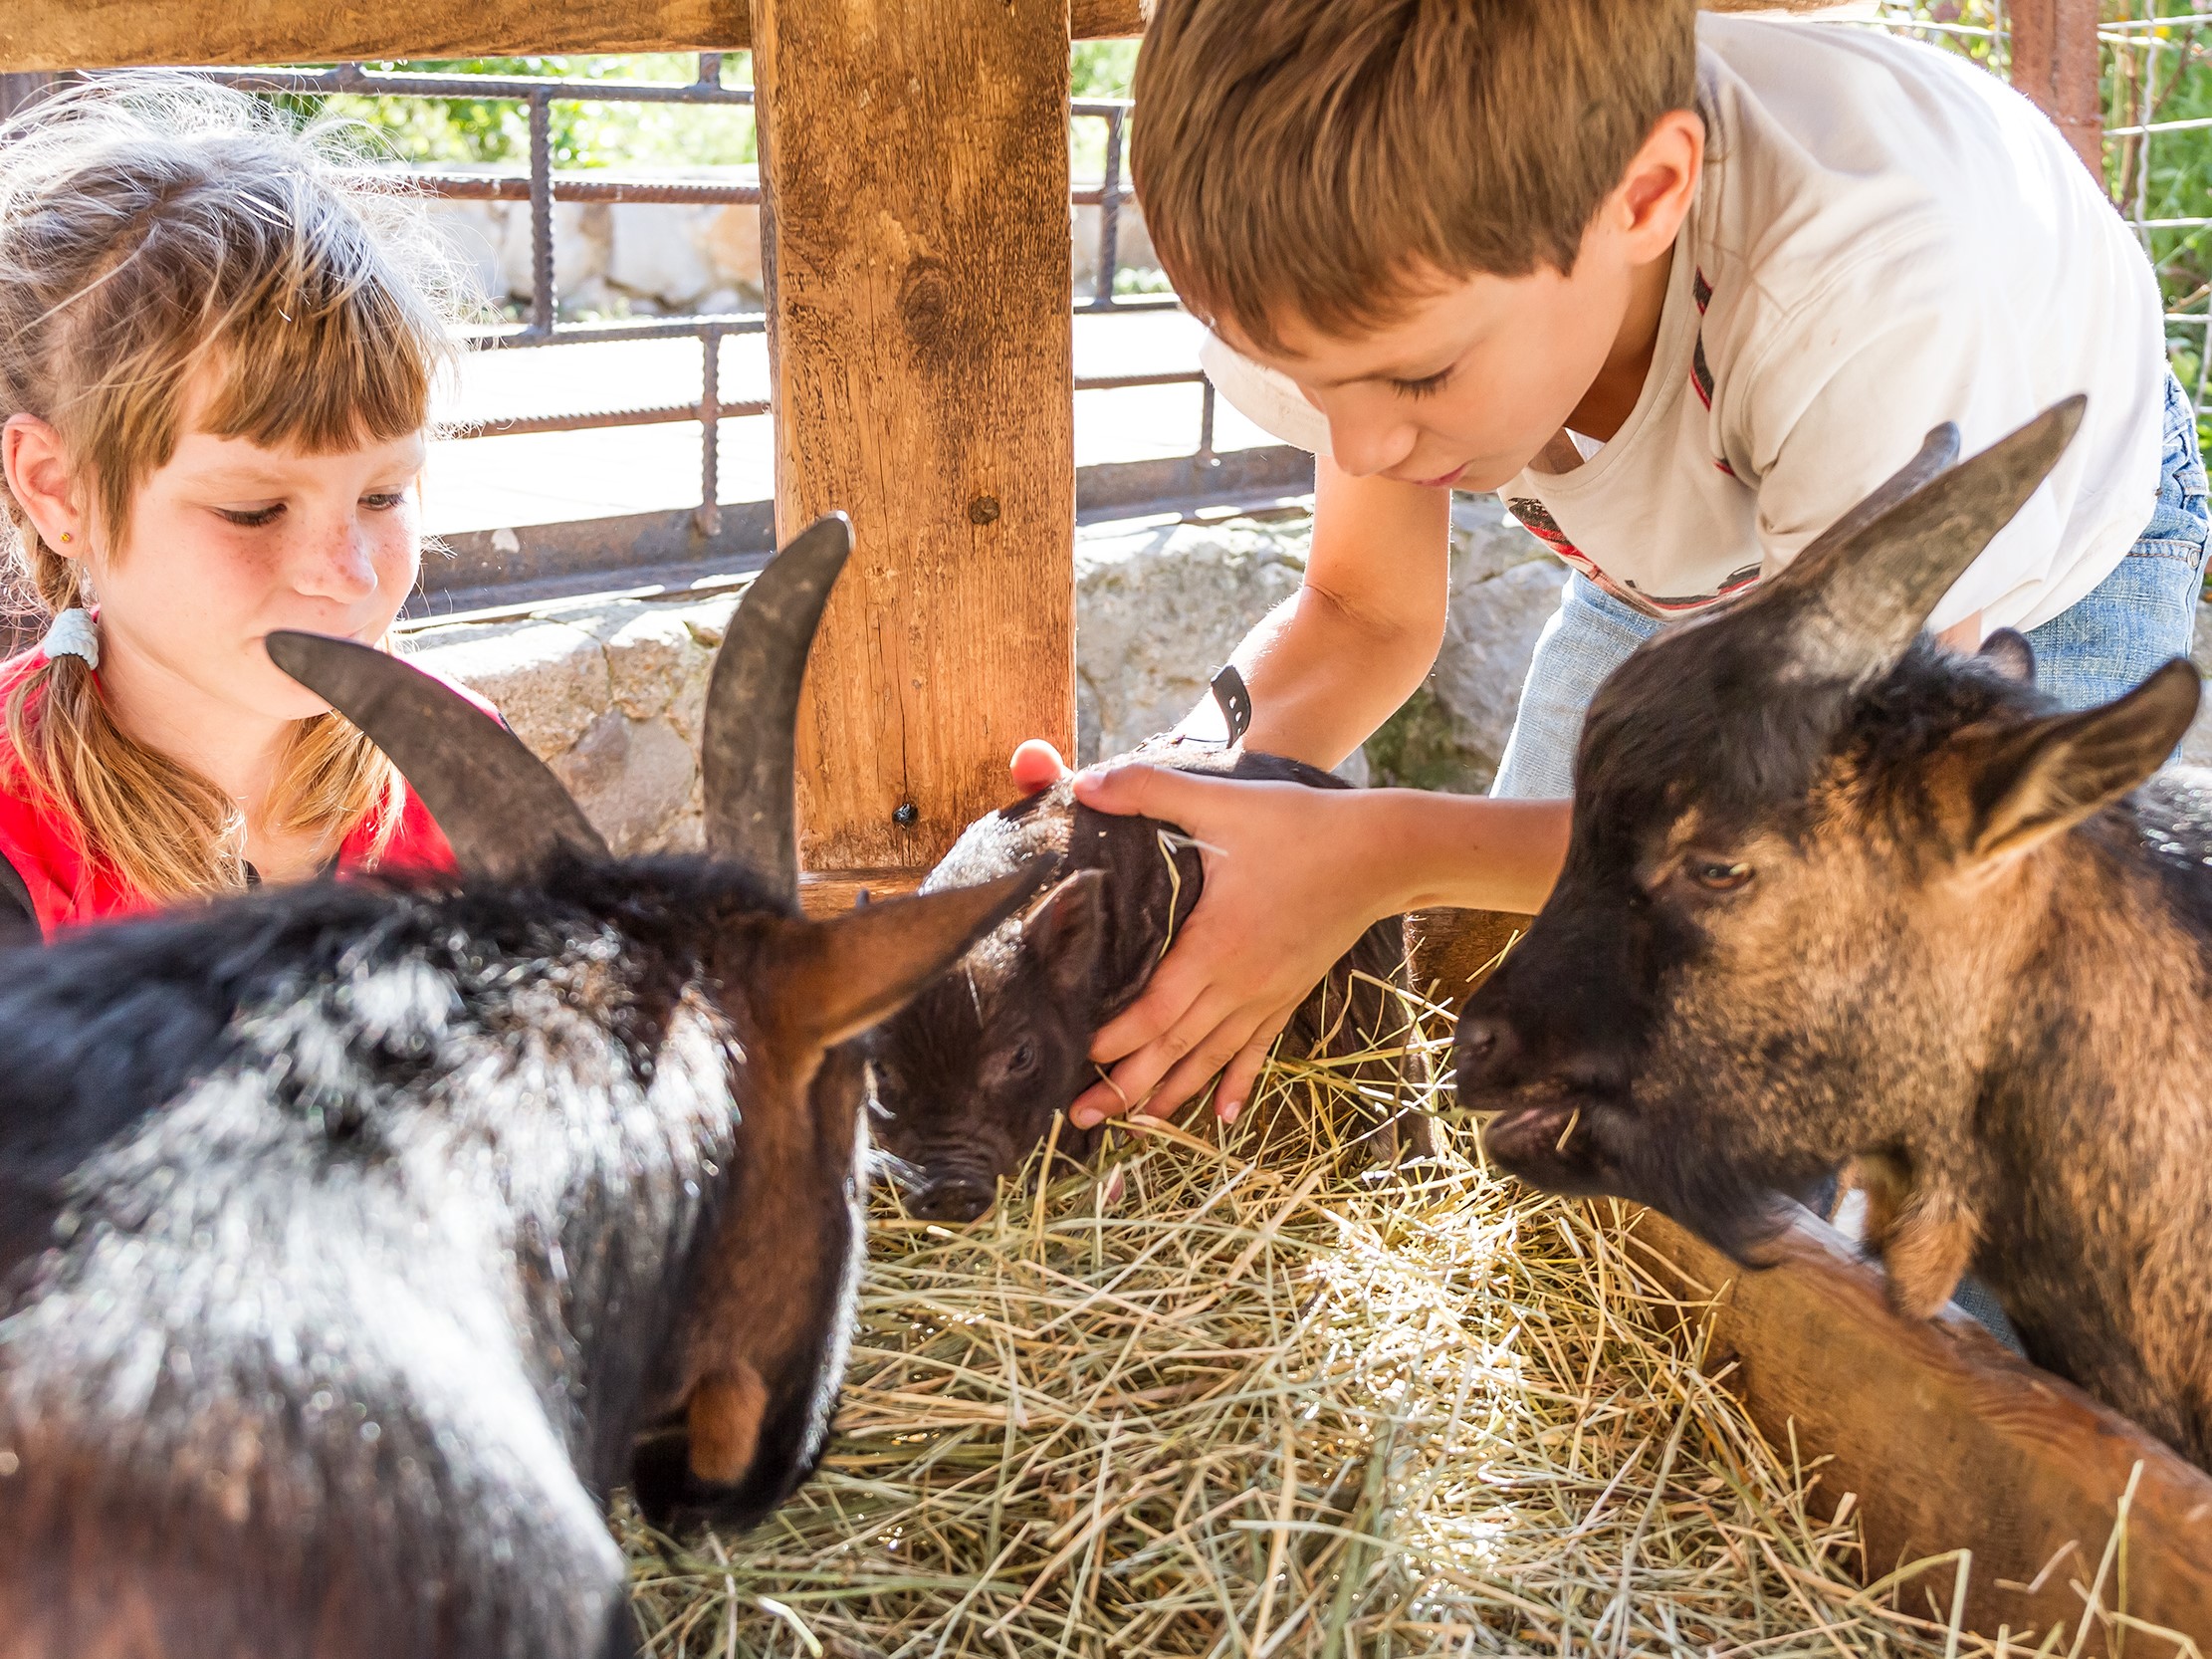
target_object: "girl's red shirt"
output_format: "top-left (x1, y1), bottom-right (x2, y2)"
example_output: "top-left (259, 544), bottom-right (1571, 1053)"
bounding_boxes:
top-left (0, 644), bottom-right (486, 938)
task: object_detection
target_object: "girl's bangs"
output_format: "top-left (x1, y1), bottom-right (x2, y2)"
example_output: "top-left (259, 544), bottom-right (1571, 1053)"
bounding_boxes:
top-left (198, 262), bottom-right (448, 455)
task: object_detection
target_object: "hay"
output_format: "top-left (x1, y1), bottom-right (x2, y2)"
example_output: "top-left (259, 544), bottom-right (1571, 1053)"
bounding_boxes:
top-left (620, 1009), bottom-right (2101, 1657)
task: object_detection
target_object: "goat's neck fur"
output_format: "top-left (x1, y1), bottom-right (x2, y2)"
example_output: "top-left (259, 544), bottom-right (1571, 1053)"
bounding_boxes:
top-left (1912, 789), bottom-right (2212, 1459)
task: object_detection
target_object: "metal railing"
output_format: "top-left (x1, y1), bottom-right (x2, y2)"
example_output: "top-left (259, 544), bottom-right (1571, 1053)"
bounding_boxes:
top-left (13, 57), bottom-right (1284, 611)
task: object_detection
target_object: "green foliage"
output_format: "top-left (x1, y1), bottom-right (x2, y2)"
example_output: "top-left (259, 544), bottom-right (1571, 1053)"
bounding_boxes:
top-left (1070, 41), bottom-right (1139, 180)
top-left (276, 54), bottom-right (758, 168)
top-left (1071, 40), bottom-right (1138, 99)
top-left (285, 45), bottom-right (1138, 174)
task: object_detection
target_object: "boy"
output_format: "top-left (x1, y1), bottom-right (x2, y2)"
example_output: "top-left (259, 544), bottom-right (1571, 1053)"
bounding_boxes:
top-left (1051, 0), bottom-right (2210, 1131)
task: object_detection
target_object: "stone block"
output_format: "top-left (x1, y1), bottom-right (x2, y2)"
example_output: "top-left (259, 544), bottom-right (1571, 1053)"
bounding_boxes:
top-left (407, 616), bottom-right (609, 759)
top-left (497, 200), bottom-right (609, 304)
top-left (552, 710), bottom-right (699, 856)
top-left (607, 202), bottom-right (716, 309)
top-left (565, 604), bottom-right (711, 723)
top-left (703, 201), bottom-right (765, 293)
top-left (1073, 515), bottom-right (1309, 763)
top-left (418, 198), bottom-right (507, 313)
top-left (1071, 196), bottom-right (1159, 292)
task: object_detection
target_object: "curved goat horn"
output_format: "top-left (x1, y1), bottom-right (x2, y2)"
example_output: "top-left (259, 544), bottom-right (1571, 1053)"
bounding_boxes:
top-left (700, 513), bottom-right (853, 901)
top-left (267, 632), bottom-right (608, 880)
top-left (1763, 396), bottom-right (2086, 688)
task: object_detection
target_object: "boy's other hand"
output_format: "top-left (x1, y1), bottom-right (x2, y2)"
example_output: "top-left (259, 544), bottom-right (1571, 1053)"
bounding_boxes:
top-left (1064, 761), bottom-right (1390, 1131)
top-left (1009, 738), bottom-right (1072, 795)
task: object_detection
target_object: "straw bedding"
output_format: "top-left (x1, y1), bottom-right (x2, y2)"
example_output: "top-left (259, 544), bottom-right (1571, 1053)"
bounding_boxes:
top-left (619, 1005), bottom-right (2118, 1657)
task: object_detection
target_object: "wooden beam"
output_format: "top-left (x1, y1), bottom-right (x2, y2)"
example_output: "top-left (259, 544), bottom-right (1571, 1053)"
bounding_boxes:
top-left (1635, 1207), bottom-right (2212, 1650)
top-left (0, 0), bottom-right (1880, 73)
top-left (0, 0), bottom-right (1138, 71)
top-left (752, 0), bottom-right (1076, 879)
top-left (0, 2), bottom-right (751, 72)
top-left (2010, 0), bottom-right (2106, 179)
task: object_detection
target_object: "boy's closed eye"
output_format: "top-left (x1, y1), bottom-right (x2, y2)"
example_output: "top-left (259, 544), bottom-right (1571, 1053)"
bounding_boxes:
top-left (1390, 365), bottom-right (1455, 399)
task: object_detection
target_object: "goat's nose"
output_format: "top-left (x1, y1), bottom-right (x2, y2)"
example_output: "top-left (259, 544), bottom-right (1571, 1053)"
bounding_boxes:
top-left (1454, 1014), bottom-right (1519, 1079)
top-left (913, 1180), bottom-right (995, 1224)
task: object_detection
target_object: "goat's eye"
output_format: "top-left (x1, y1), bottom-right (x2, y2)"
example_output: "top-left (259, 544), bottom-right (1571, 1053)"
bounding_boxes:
top-left (1006, 1042), bottom-right (1036, 1075)
top-left (1685, 857), bottom-right (1754, 894)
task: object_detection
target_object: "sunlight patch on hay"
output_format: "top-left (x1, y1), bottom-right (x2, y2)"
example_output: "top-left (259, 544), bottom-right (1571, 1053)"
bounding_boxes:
top-left (620, 1009), bottom-right (2066, 1657)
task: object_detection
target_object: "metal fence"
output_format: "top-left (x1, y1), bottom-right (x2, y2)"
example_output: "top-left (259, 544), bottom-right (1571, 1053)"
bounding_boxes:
top-left (1874, 2), bottom-right (2212, 424)
top-left (5, 57), bottom-right (1296, 613)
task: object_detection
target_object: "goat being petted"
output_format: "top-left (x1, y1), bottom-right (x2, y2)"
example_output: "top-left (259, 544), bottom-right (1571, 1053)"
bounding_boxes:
top-left (1457, 399), bottom-right (2212, 1468)
top-left (0, 518), bottom-right (1045, 1659)
top-left (870, 735), bottom-right (1430, 1224)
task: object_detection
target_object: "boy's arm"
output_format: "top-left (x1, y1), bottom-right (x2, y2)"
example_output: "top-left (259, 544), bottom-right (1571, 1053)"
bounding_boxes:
top-left (1175, 459), bottom-right (1452, 763)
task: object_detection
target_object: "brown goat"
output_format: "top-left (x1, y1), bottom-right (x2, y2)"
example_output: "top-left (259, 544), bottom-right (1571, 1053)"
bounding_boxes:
top-left (1457, 400), bottom-right (2212, 1467)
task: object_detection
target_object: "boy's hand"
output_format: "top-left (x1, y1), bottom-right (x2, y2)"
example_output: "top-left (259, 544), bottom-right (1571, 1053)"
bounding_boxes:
top-left (1062, 761), bottom-right (1392, 1129)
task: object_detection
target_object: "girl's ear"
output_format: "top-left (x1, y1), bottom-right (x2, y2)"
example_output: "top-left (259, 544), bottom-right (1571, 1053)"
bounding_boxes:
top-left (2, 412), bottom-right (84, 556)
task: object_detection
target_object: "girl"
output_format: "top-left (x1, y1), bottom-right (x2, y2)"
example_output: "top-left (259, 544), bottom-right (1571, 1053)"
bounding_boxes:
top-left (0, 78), bottom-right (477, 938)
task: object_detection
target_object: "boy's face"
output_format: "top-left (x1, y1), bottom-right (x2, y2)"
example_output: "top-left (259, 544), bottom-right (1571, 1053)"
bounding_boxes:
top-left (1216, 108), bottom-right (1703, 495)
top-left (1219, 246), bottom-right (1643, 495)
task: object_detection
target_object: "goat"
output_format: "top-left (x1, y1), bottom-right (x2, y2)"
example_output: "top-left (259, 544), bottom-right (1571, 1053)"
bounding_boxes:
top-left (0, 518), bottom-right (1044, 1658)
top-left (1455, 397), bottom-right (2212, 1468)
top-left (870, 731), bottom-right (1431, 1223)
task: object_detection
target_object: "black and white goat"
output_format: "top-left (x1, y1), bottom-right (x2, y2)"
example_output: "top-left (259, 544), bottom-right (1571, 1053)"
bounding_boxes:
top-left (0, 519), bottom-right (1042, 1659)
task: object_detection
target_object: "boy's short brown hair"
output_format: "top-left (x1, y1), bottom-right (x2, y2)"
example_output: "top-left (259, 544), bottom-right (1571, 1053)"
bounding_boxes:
top-left (1131, 0), bottom-right (1699, 354)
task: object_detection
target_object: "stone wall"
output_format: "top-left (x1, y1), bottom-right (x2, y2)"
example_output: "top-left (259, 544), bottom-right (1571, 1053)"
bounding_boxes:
top-left (407, 591), bottom-right (741, 855)
top-left (403, 501), bottom-right (2212, 856)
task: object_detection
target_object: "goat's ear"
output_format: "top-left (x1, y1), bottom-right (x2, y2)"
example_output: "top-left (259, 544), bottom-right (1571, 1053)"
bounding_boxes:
top-left (1021, 870), bottom-right (1106, 998)
top-left (1960, 658), bottom-right (2202, 863)
top-left (764, 859), bottom-right (1055, 1049)
top-left (1978, 628), bottom-right (2036, 684)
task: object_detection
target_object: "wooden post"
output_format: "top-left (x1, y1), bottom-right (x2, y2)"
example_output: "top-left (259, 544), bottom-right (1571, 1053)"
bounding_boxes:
top-left (750, 0), bottom-right (1076, 903)
top-left (2010, 0), bottom-right (2105, 181)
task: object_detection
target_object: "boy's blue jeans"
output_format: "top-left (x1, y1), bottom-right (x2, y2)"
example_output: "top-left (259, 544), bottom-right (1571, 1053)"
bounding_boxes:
top-left (1492, 371), bottom-right (2212, 801)
top-left (1484, 372), bottom-right (2211, 1347)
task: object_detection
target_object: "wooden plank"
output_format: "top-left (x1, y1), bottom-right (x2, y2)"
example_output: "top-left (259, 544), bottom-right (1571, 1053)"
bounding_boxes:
top-left (0, 2), bottom-right (750, 71)
top-left (2010, 0), bottom-right (2105, 178)
top-left (751, 0), bottom-right (1076, 880)
top-left (0, 0), bottom-right (1138, 70)
top-left (1632, 1206), bottom-right (2212, 1650)
top-left (0, 0), bottom-right (1926, 74)
top-left (796, 868), bottom-right (924, 918)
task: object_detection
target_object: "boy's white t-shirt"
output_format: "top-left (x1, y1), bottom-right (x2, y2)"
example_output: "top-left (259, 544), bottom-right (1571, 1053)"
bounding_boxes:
top-left (1200, 15), bottom-right (2166, 633)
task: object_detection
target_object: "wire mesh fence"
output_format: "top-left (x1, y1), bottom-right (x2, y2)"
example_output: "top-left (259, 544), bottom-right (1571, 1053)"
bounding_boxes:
top-left (1874, 2), bottom-right (2212, 437)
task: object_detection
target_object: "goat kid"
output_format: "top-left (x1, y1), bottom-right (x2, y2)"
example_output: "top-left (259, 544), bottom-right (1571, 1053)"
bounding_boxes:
top-left (1457, 398), bottom-right (2212, 1468)
top-left (0, 518), bottom-right (1045, 1659)
top-left (871, 735), bottom-right (1431, 1223)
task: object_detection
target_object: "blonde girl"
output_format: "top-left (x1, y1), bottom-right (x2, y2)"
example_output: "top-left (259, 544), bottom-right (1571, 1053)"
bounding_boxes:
top-left (0, 77), bottom-right (478, 937)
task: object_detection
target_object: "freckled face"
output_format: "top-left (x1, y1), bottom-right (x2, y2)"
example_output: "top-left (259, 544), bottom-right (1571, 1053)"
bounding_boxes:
top-left (84, 418), bottom-right (425, 724)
